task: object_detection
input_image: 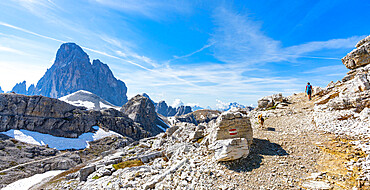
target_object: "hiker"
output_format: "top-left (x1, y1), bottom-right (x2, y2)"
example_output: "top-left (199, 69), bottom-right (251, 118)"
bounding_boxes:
top-left (306, 82), bottom-right (312, 101)
top-left (258, 114), bottom-right (264, 128)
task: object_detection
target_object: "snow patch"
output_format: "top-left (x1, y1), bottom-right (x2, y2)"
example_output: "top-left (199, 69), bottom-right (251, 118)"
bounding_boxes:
top-left (3, 170), bottom-right (64, 190)
top-left (1, 127), bottom-right (122, 150)
top-left (171, 99), bottom-right (184, 108)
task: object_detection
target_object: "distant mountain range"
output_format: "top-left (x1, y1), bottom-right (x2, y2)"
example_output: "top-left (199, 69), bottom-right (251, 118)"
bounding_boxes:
top-left (142, 93), bottom-right (193, 117)
top-left (8, 43), bottom-right (128, 106)
top-left (217, 102), bottom-right (254, 111)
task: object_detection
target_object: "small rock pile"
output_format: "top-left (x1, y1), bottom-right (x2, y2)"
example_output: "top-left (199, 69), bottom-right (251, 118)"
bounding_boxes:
top-left (257, 93), bottom-right (289, 110)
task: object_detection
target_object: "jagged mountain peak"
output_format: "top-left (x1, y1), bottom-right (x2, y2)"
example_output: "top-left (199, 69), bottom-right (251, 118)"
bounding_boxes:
top-left (11, 42), bottom-right (128, 106)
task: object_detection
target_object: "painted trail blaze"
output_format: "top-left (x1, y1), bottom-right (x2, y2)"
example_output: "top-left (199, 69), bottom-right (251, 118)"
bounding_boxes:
top-left (229, 128), bottom-right (237, 135)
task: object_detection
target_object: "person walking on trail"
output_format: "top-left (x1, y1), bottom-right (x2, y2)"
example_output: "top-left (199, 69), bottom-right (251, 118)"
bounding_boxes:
top-left (306, 82), bottom-right (312, 101)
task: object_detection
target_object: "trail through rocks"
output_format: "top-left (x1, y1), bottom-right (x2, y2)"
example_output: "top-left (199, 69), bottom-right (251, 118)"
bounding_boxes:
top-left (213, 93), bottom-right (361, 189)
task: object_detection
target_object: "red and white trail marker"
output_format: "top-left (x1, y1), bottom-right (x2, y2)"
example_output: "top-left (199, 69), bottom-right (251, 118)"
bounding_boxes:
top-left (229, 128), bottom-right (237, 135)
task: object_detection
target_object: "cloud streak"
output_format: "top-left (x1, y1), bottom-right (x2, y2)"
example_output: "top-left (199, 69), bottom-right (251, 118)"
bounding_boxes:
top-left (209, 7), bottom-right (363, 65)
top-left (94, 0), bottom-right (193, 21)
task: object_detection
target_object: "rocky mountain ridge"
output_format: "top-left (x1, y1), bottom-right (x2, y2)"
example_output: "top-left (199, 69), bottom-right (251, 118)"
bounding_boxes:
top-left (9, 43), bottom-right (128, 106)
top-left (0, 93), bottom-right (168, 140)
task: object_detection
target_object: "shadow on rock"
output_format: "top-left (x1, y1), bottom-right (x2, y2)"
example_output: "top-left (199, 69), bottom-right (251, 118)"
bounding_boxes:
top-left (221, 138), bottom-right (288, 172)
top-left (266, 127), bottom-right (275, 131)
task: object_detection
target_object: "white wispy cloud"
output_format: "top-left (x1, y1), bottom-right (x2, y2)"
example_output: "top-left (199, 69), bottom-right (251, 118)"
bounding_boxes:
top-left (209, 7), bottom-right (363, 65)
top-left (94, 0), bottom-right (193, 21)
top-left (0, 45), bottom-right (27, 55)
top-left (0, 22), bottom-right (64, 43)
top-left (167, 42), bottom-right (214, 64)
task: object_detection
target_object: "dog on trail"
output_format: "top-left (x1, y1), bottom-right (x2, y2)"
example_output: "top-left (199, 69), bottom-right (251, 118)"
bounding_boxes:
top-left (258, 114), bottom-right (264, 128)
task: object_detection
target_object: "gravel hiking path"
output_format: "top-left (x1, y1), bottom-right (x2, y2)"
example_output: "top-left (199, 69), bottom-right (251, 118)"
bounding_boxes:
top-left (215, 93), bottom-right (365, 190)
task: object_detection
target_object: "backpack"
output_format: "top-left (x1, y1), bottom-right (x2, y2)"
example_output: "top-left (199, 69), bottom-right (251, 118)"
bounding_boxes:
top-left (307, 85), bottom-right (312, 91)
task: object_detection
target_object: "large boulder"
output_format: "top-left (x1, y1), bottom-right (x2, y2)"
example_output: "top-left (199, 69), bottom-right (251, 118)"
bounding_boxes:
top-left (342, 35), bottom-right (370, 70)
top-left (206, 110), bottom-right (253, 161)
top-left (257, 93), bottom-right (287, 109)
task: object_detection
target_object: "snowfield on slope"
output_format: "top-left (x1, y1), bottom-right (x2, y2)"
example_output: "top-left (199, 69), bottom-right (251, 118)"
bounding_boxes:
top-left (0, 126), bottom-right (122, 150)
top-left (2, 170), bottom-right (64, 190)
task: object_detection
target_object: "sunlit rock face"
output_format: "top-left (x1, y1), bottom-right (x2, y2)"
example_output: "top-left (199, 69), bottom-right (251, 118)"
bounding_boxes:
top-left (27, 43), bottom-right (128, 106)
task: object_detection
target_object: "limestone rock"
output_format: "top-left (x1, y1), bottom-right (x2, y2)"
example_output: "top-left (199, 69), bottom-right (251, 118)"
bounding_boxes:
top-left (342, 35), bottom-right (370, 70)
top-left (258, 93), bottom-right (288, 109)
top-left (80, 165), bottom-right (96, 181)
top-left (121, 95), bottom-right (169, 135)
top-left (206, 110), bottom-right (253, 161)
top-left (0, 93), bottom-right (151, 140)
top-left (301, 180), bottom-right (331, 190)
top-left (210, 138), bottom-right (250, 162)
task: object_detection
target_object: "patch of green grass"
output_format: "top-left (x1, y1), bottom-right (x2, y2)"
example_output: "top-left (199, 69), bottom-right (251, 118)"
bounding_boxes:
top-left (267, 104), bottom-right (277, 110)
top-left (0, 172), bottom-right (6, 175)
top-left (92, 175), bottom-right (100, 179)
top-left (16, 145), bottom-right (22, 150)
top-left (113, 159), bottom-right (144, 170)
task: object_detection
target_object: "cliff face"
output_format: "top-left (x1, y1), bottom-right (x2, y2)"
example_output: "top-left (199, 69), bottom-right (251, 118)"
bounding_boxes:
top-left (314, 35), bottom-right (370, 112)
top-left (20, 43), bottom-right (128, 106)
top-left (121, 95), bottom-right (169, 135)
top-left (0, 94), bottom-right (150, 140)
top-left (342, 35), bottom-right (370, 70)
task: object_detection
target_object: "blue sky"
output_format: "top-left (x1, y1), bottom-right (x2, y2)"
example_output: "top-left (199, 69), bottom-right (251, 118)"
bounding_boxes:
top-left (0, 0), bottom-right (369, 108)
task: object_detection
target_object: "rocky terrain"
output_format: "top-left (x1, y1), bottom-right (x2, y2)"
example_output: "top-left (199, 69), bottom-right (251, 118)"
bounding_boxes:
top-left (1, 35), bottom-right (370, 189)
top-left (10, 43), bottom-right (128, 106)
top-left (21, 35), bottom-right (367, 190)
top-left (0, 93), bottom-right (151, 139)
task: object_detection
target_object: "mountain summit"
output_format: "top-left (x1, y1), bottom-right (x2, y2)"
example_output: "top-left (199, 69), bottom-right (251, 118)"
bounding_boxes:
top-left (26, 43), bottom-right (128, 106)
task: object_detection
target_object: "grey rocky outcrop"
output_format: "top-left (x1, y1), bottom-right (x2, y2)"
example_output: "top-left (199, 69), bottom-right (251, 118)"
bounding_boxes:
top-left (174, 109), bottom-right (221, 126)
top-left (206, 110), bottom-right (253, 161)
top-left (257, 93), bottom-right (289, 109)
top-left (315, 35), bottom-right (370, 112)
top-left (121, 95), bottom-right (169, 135)
top-left (18, 43), bottom-right (128, 106)
top-left (0, 93), bottom-right (151, 140)
top-left (0, 134), bottom-right (82, 186)
top-left (342, 35), bottom-right (370, 70)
